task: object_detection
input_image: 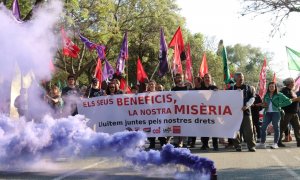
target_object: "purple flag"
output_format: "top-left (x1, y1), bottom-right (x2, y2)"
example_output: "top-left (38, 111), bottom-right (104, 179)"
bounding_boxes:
top-left (96, 45), bottom-right (106, 61)
top-left (158, 28), bottom-right (169, 77)
top-left (12, 0), bottom-right (22, 22)
top-left (103, 59), bottom-right (115, 80)
top-left (79, 34), bottom-right (97, 50)
top-left (116, 32), bottom-right (128, 74)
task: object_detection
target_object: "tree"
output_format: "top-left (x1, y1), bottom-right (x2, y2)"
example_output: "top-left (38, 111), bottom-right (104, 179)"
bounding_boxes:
top-left (226, 44), bottom-right (274, 87)
top-left (1, 0), bottom-right (45, 20)
top-left (241, 0), bottom-right (300, 36)
top-left (3, 0), bottom-right (274, 90)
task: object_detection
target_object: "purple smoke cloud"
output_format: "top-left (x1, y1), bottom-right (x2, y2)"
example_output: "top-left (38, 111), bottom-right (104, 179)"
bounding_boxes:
top-left (0, 1), bottom-right (216, 178)
top-left (0, 114), bottom-right (216, 177)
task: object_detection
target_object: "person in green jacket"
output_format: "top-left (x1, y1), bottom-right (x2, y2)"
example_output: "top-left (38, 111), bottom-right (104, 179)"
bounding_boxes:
top-left (259, 82), bottom-right (300, 149)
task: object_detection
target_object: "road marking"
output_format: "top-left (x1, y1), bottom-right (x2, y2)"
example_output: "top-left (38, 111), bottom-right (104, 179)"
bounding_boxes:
top-left (295, 156), bottom-right (300, 161)
top-left (266, 149), bottom-right (271, 152)
top-left (271, 155), bottom-right (300, 180)
top-left (53, 159), bottom-right (108, 180)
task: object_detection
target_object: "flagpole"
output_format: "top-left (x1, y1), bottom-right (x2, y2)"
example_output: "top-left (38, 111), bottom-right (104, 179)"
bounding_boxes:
top-left (150, 62), bottom-right (159, 80)
top-left (126, 59), bottom-right (129, 91)
top-left (170, 53), bottom-right (176, 88)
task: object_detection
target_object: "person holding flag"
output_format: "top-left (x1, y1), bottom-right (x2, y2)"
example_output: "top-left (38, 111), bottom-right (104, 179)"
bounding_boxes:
top-left (278, 78), bottom-right (300, 147)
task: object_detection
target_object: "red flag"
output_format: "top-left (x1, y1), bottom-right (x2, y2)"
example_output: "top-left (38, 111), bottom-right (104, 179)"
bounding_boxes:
top-left (94, 58), bottom-right (102, 88)
top-left (136, 58), bottom-right (148, 83)
top-left (168, 27), bottom-right (186, 60)
top-left (61, 28), bottom-right (80, 58)
top-left (169, 27), bottom-right (185, 74)
top-left (259, 58), bottom-right (267, 98)
top-left (272, 72), bottom-right (276, 83)
top-left (120, 78), bottom-right (131, 93)
top-left (199, 53), bottom-right (208, 77)
top-left (185, 44), bottom-right (193, 82)
top-left (173, 45), bottom-right (183, 74)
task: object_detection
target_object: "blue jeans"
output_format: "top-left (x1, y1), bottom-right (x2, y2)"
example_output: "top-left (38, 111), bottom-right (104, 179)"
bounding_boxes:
top-left (261, 112), bottom-right (280, 143)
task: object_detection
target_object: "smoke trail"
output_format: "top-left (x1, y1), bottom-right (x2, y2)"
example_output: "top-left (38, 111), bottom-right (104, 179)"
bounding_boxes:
top-left (0, 1), bottom-right (216, 178)
top-left (126, 144), bottom-right (216, 176)
top-left (0, 114), bottom-right (146, 167)
top-left (0, 0), bottom-right (63, 118)
top-left (0, 114), bottom-right (215, 178)
top-left (0, 1), bottom-right (62, 81)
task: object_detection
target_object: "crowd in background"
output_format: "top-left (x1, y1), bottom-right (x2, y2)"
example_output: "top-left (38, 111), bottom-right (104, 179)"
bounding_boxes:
top-left (13, 72), bottom-right (300, 152)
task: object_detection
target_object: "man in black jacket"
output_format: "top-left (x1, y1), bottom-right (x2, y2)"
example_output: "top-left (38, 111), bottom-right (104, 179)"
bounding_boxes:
top-left (229, 72), bottom-right (256, 152)
top-left (86, 78), bottom-right (105, 98)
top-left (250, 86), bottom-right (262, 143)
top-left (279, 78), bottom-right (300, 147)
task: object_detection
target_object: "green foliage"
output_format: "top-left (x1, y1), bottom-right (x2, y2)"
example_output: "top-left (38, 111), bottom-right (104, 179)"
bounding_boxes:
top-left (226, 44), bottom-right (274, 87)
top-left (3, 0), bottom-right (275, 90)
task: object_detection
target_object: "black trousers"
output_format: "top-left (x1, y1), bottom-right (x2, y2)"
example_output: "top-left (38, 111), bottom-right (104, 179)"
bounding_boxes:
top-left (201, 137), bottom-right (218, 148)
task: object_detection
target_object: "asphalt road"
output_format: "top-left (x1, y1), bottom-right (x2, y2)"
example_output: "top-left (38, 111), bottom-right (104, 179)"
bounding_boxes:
top-left (0, 135), bottom-right (299, 180)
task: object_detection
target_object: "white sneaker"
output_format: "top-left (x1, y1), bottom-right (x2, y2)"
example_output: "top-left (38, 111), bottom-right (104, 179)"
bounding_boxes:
top-left (271, 143), bottom-right (279, 149)
top-left (258, 143), bottom-right (266, 149)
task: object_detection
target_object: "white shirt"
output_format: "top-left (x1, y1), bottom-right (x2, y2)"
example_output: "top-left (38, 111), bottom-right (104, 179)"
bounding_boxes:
top-left (267, 99), bottom-right (274, 112)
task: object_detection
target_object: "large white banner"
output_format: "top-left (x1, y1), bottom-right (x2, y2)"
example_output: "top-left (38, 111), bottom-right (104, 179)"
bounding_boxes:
top-left (77, 90), bottom-right (243, 138)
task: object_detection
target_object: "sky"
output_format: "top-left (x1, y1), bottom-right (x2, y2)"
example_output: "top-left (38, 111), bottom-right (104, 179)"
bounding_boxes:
top-left (177, 0), bottom-right (300, 80)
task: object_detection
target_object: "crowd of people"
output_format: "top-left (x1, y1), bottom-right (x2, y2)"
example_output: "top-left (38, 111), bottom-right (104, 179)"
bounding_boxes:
top-left (13, 72), bottom-right (300, 152)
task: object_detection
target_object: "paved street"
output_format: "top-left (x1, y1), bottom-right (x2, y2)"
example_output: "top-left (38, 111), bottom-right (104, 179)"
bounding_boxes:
top-left (0, 135), bottom-right (299, 180)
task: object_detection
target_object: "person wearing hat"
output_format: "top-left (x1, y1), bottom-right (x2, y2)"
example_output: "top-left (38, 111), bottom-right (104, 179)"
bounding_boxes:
top-left (86, 78), bottom-right (105, 98)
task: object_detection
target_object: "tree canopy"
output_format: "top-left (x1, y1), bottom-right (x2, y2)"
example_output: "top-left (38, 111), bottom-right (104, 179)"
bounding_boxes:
top-left (1, 0), bottom-right (274, 90)
top-left (241, 0), bottom-right (300, 36)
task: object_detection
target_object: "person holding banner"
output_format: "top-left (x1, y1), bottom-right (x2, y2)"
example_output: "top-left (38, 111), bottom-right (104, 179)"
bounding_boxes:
top-left (229, 72), bottom-right (256, 152)
top-left (259, 82), bottom-right (295, 149)
top-left (200, 73), bottom-right (219, 151)
top-left (171, 73), bottom-right (188, 148)
top-left (106, 81), bottom-right (123, 95)
top-left (278, 78), bottom-right (300, 147)
top-left (156, 84), bottom-right (164, 91)
top-left (188, 76), bottom-right (203, 148)
top-left (86, 78), bottom-right (105, 98)
top-left (130, 85), bottom-right (139, 94)
top-left (112, 78), bottom-right (124, 94)
top-left (146, 80), bottom-right (167, 149)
